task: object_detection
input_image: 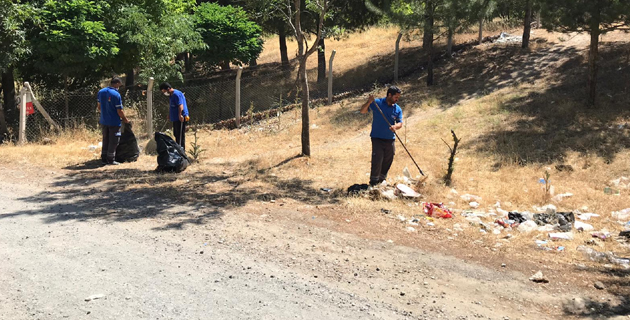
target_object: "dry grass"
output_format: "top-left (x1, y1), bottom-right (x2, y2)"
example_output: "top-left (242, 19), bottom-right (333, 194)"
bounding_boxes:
top-left (2, 27), bottom-right (630, 301)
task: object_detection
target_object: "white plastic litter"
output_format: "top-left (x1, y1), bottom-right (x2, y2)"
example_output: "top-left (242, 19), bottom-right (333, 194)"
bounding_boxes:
top-left (574, 221), bottom-right (594, 231)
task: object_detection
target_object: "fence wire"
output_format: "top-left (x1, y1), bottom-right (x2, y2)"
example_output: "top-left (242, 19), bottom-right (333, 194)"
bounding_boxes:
top-left (11, 54), bottom-right (422, 142)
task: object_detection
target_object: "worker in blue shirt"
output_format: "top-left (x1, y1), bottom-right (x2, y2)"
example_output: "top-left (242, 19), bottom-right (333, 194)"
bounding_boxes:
top-left (97, 77), bottom-right (129, 165)
top-left (360, 86), bottom-right (403, 186)
top-left (159, 82), bottom-right (190, 151)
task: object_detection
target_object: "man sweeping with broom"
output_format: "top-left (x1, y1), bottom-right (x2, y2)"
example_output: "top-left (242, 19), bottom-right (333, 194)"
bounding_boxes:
top-left (360, 86), bottom-right (404, 187)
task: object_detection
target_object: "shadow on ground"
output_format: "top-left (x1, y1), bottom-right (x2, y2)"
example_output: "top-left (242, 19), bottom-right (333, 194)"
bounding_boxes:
top-left (0, 156), bottom-right (339, 230)
top-left (566, 266), bottom-right (630, 318)
top-left (456, 42), bottom-right (630, 166)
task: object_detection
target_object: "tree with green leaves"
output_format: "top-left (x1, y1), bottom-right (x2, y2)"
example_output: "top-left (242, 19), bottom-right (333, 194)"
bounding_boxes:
top-left (26, 0), bottom-right (119, 88)
top-left (367, 0), bottom-right (446, 86)
top-left (541, 0), bottom-right (630, 106)
top-left (194, 3), bottom-right (264, 70)
top-left (0, 0), bottom-right (31, 140)
top-left (21, 0), bottom-right (120, 121)
top-left (113, 3), bottom-right (205, 85)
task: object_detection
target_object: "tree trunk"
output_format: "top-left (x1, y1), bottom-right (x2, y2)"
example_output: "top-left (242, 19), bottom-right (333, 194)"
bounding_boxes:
top-left (422, 29), bottom-right (431, 50)
top-left (279, 25), bottom-right (289, 68)
top-left (299, 58), bottom-right (310, 156)
top-left (426, 3), bottom-right (435, 86)
top-left (447, 27), bottom-right (454, 58)
top-left (1, 68), bottom-right (17, 139)
top-left (588, 27), bottom-right (600, 106)
top-left (317, 37), bottom-right (326, 84)
top-left (126, 69), bottom-right (134, 88)
top-left (249, 58), bottom-right (258, 67)
top-left (478, 17), bottom-right (483, 45)
top-left (220, 61), bottom-right (230, 70)
top-left (536, 10), bottom-right (541, 29)
top-left (124, 68), bottom-right (134, 96)
top-left (522, 0), bottom-right (532, 49)
top-left (394, 32), bottom-right (403, 81)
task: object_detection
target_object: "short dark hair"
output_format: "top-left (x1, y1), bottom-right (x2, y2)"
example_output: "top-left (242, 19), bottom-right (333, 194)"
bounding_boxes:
top-left (386, 86), bottom-right (402, 97)
top-left (159, 82), bottom-right (172, 91)
top-left (111, 77), bottom-right (122, 85)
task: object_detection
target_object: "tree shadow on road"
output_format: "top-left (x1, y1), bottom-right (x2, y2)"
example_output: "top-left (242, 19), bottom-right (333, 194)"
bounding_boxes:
top-left (2, 158), bottom-right (340, 230)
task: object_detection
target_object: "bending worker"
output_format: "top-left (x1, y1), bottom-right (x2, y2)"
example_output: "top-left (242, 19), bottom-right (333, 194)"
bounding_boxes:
top-left (360, 86), bottom-right (403, 186)
top-left (159, 82), bottom-right (190, 151)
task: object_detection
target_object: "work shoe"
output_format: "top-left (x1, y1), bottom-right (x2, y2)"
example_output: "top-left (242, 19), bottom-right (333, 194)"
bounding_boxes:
top-left (106, 161), bottom-right (121, 165)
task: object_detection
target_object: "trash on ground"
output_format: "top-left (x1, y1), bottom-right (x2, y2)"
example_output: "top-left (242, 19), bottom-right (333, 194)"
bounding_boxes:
top-left (460, 194), bottom-right (482, 202)
top-left (347, 184), bottom-right (370, 196)
top-left (604, 187), bottom-right (621, 195)
top-left (533, 212), bottom-right (574, 232)
top-left (508, 212), bottom-right (527, 224)
top-left (155, 132), bottom-right (189, 173)
top-left (423, 202), bottom-right (453, 219)
top-left (619, 231), bottom-right (630, 238)
top-left (380, 208), bottom-right (391, 214)
top-left (517, 220), bottom-right (538, 233)
top-left (537, 224), bottom-right (555, 232)
top-left (380, 189), bottom-right (398, 201)
top-left (116, 122), bottom-right (140, 163)
top-left (85, 294), bottom-right (105, 302)
top-left (612, 208), bottom-right (630, 221)
top-left (552, 193), bottom-right (573, 203)
top-left (320, 188), bottom-right (333, 193)
top-left (592, 231), bottom-right (612, 240)
top-left (535, 240), bottom-right (548, 246)
top-left (577, 213), bottom-right (600, 221)
top-left (495, 32), bottom-right (524, 44)
top-left (549, 232), bottom-right (574, 241)
top-left (395, 184), bottom-right (421, 198)
top-left (407, 227), bottom-right (416, 232)
top-left (610, 176), bottom-right (629, 189)
top-left (469, 201), bottom-right (480, 209)
top-left (577, 245), bottom-right (630, 267)
top-left (529, 271), bottom-right (549, 283)
top-left (574, 221), bottom-right (594, 232)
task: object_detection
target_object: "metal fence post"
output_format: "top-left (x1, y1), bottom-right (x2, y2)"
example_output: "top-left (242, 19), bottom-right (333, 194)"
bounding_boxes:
top-left (147, 77), bottom-right (154, 137)
top-left (18, 83), bottom-right (28, 145)
top-left (236, 67), bottom-right (243, 127)
top-left (327, 50), bottom-right (336, 105)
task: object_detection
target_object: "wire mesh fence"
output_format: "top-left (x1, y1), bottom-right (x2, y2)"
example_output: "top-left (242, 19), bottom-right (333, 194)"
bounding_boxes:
top-left (11, 49), bottom-right (436, 143)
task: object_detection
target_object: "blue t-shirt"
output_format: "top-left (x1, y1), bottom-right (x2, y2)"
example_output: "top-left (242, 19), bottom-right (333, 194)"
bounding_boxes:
top-left (169, 89), bottom-right (189, 122)
top-left (369, 97), bottom-right (403, 140)
top-left (98, 87), bottom-right (123, 127)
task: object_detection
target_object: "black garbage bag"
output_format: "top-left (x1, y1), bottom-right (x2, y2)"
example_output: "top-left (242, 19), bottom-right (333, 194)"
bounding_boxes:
top-left (115, 122), bottom-right (140, 163)
top-left (508, 212), bottom-right (527, 223)
top-left (155, 132), bottom-right (189, 173)
top-left (347, 184), bottom-right (369, 196)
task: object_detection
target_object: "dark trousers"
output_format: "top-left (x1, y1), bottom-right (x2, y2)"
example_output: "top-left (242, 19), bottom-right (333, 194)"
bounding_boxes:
top-left (370, 138), bottom-right (395, 185)
top-left (101, 125), bottom-right (121, 163)
top-left (173, 121), bottom-right (187, 151)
